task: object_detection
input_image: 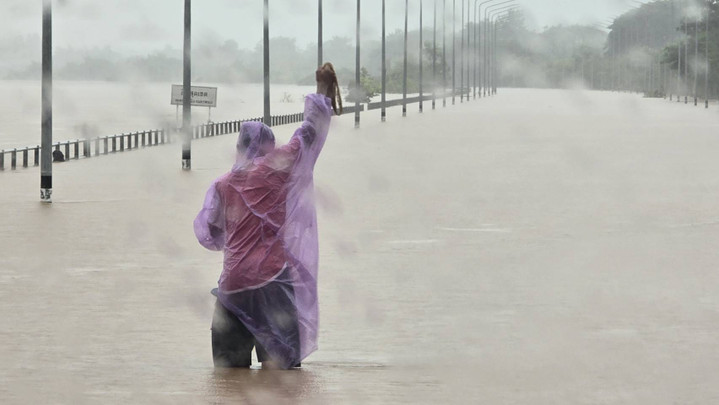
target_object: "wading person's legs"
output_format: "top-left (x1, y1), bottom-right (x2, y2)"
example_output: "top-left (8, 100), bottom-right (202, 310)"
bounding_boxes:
top-left (211, 300), bottom-right (254, 368)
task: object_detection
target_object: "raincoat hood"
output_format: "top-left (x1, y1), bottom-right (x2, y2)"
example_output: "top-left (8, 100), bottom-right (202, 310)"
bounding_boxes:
top-left (234, 121), bottom-right (276, 170)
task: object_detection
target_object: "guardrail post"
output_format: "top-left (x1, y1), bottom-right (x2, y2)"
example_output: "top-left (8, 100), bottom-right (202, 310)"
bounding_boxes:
top-left (11, 149), bottom-right (17, 170)
top-left (22, 148), bottom-right (28, 168)
top-left (120, 134), bottom-right (125, 151)
top-left (64, 142), bottom-right (70, 159)
top-left (34, 147), bottom-right (39, 166)
top-left (73, 141), bottom-right (79, 159)
top-left (111, 136), bottom-right (116, 152)
top-left (160, 129), bottom-right (166, 144)
top-left (141, 131), bottom-right (146, 147)
top-left (0, 151), bottom-right (4, 170)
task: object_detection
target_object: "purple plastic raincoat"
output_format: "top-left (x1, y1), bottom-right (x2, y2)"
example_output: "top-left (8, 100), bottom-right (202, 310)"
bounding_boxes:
top-left (194, 93), bottom-right (332, 369)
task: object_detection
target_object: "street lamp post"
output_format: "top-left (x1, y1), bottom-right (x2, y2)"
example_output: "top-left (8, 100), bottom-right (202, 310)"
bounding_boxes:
top-left (490, 13), bottom-right (509, 95)
top-left (263, 0), bottom-right (271, 125)
top-left (452, 0), bottom-right (456, 105)
top-left (460, 0), bottom-right (464, 102)
top-left (685, 22), bottom-right (689, 104)
top-left (355, 0), bottom-right (361, 128)
top-left (678, 33), bottom-right (682, 103)
top-left (486, 4), bottom-right (516, 96)
top-left (476, 0), bottom-right (501, 99)
top-left (41, 0), bottom-right (52, 202)
top-left (705, 1), bottom-right (710, 109)
top-left (182, 0), bottom-right (192, 171)
top-left (420, 0), bottom-right (424, 113)
top-left (443, 0), bottom-right (447, 107)
top-left (403, 0), bottom-right (409, 116)
top-left (484, 0), bottom-right (514, 97)
top-left (433, 0), bottom-right (437, 110)
top-left (382, 0), bottom-right (387, 121)
top-left (318, 0), bottom-right (323, 67)
top-left (694, 16), bottom-right (699, 106)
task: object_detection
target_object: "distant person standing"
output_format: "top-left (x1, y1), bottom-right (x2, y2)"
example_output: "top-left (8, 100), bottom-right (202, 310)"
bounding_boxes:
top-left (194, 64), bottom-right (342, 369)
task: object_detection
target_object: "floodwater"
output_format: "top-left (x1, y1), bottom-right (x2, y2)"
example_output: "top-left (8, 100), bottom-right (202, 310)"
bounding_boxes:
top-left (0, 80), bottom-right (318, 150)
top-left (2, 88), bottom-right (719, 404)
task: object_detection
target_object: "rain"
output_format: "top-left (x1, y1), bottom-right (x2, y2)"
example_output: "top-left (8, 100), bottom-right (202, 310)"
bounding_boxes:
top-left (1, 0), bottom-right (719, 403)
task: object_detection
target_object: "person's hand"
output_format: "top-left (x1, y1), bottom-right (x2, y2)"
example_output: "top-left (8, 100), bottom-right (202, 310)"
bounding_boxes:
top-left (315, 66), bottom-right (333, 97)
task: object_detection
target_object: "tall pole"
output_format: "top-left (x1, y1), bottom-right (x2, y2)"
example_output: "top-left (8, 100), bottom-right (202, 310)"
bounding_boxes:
top-left (443, 0), bottom-right (447, 107)
top-left (485, 3), bottom-right (514, 95)
top-left (355, 0), bottom-right (360, 128)
top-left (678, 32), bottom-right (682, 102)
top-left (477, 0), bottom-right (498, 99)
top-left (403, 0), bottom-right (408, 116)
top-left (694, 16), bottom-right (699, 106)
top-left (432, 0), bottom-right (437, 110)
top-left (460, 0), bottom-right (464, 102)
top-left (685, 24), bottom-right (689, 104)
top-left (382, 0), bottom-right (387, 121)
top-left (420, 0), bottom-right (424, 113)
top-left (263, 0), bottom-right (271, 125)
top-left (705, 1), bottom-right (710, 109)
top-left (41, 0), bottom-right (52, 203)
top-left (452, 0), bottom-right (456, 105)
top-left (182, 0), bottom-right (192, 171)
top-left (467, 0), bottom-right (477, 101)
top-left (318, 0), bottom-right (323, 67)
top-left (467, 0), bottom-right (472, 100)
top-left (484, 0), bottom-right (513, 97)
top-left (474, 0), bottom-right (479, 99)
top-left (477, 0), bottom-right (500, 99)
top-left (494, 16), bottom-right (499, 94)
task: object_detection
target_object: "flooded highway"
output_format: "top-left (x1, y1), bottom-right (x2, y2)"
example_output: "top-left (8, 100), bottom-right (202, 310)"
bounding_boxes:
top-left (2, 89), bottom-right (719, 404)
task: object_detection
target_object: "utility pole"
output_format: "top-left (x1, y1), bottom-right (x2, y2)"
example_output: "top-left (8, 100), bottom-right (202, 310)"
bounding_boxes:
top-left (705, 1), bottom-right (710, 109)
top-left (355, 0), bottom-right (361, 128)
top-left (403, 0), bottom-right (409, 116)
top-left (263, 0), bottom-right (271, 125)
top-left (433, 0), bottom-right (437, 110)
top-left (459, 0), bottom-right (464, 103)
top-left (452, 0), bottom-right (456, 104)
top-left (318, 0), bottom-right (323, 67)
top-left (182, 0), bottom-right (192, 171)
top-left (41, 0), bottom-right (52, 203)
top-left (420, 0), bottom-right (424, 113)
top-left (382, 0), bottom-right (387, 121)
top-left (443, 0), bottom-right (447, 107)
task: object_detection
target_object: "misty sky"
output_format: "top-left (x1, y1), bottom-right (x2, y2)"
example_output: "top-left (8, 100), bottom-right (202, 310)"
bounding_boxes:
top-left (3, 0), bottom-right (637, 54)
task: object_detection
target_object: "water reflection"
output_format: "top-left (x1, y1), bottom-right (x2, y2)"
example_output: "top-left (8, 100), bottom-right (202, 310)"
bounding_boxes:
top-left (206, 367), bottom-right (321, 404)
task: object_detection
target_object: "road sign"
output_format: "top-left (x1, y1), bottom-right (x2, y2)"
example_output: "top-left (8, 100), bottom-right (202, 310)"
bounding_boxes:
top-left (171, 85), bottom-right (218, 108)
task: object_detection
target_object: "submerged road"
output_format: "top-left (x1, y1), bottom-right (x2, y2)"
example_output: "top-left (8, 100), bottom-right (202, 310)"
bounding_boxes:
top-left (2, 89), bottom-right (719, 404)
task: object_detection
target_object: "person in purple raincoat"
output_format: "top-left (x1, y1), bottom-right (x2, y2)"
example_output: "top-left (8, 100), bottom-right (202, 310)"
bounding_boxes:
top-left (194, 64), bottom-right (342, 369)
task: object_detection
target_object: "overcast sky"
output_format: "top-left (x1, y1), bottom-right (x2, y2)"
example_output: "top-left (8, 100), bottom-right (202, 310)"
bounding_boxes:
top-left (2, 0), bottom-right (640, 54)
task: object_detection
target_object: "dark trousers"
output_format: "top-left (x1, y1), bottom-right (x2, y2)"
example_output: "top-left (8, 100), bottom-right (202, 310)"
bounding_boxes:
top-left (211, 299), bottom-right (268, 367)
top-left (211, 271), bottom-right (301, 368)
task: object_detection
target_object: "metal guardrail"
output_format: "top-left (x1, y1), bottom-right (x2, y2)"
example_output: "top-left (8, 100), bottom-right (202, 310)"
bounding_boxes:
top-left (0, 101), bottom-right (372, 171)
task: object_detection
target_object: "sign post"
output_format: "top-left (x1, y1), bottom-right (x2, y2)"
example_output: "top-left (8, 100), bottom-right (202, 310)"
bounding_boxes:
top-left (171, 85), bottom-right (218, 124)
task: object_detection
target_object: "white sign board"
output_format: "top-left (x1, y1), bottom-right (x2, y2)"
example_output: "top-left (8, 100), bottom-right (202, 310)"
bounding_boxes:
top-left (171, 85), bottom-right (218, 108)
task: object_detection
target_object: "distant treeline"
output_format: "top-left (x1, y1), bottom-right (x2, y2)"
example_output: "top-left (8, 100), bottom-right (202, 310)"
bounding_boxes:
top-left (4, 2), bottom-right (715, 100)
